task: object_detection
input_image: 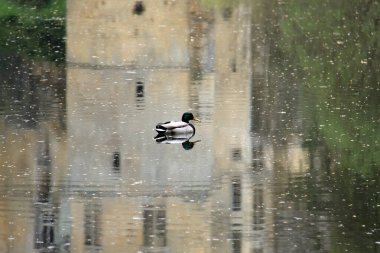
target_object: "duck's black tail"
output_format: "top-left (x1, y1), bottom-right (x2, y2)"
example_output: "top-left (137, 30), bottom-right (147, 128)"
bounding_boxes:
top-left (155, 124), bottom-right (167, 133)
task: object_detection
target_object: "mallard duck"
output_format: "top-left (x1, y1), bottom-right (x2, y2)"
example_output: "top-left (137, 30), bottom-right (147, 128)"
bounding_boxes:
top-left (155, 112), bottom-right (201, 137)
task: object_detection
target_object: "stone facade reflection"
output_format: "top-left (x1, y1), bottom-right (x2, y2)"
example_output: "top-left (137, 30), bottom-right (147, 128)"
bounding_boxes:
top-left (64, 0), bottom-right (286, 252)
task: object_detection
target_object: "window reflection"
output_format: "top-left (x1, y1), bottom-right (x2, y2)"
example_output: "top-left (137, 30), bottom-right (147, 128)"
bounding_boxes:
top-left (252, 146), bottom-right (263, 172)
top-left (37, 138), bottom-right (52, 203)
top-left (143, 207), bottom-right (166, 248)
top-left (232, 178), bottom-right (241, 211)
top-left (34, 206), bottom-right (56, 250)
top-left (252, 248), bottom-right (264, 253)
top-left (222, 7), bottom-right (232, 20)
top-left (112, 151), bottom-right (120, 171)
top-left (231, 58), bottom-right (237, 72)
top-left (133, 1), bottom-right (145, 15)
top-left (136, 81), bottom-right (145, 110)
top-left (136, 81), bottom-right (144, 97)
top-left (231, 230), bottom-right (242, 253)
top-left (84, 201), bottom-right (102, 247)
top-left (232, 148), bottom-right (242, 161)
top-left (253, 188), bottom-right (265, 231)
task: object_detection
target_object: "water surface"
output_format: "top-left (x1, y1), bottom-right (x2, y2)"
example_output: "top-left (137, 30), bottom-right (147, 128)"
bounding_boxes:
top-left (0, 1), bottom-right (379, 253)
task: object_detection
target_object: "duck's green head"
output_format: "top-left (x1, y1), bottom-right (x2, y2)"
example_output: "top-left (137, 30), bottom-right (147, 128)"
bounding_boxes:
top-left (182, 112), bottom-right (201, 123)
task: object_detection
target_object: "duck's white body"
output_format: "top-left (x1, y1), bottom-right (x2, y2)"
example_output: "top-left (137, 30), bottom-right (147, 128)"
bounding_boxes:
top-left (155, 121), bottom-right (195, 136)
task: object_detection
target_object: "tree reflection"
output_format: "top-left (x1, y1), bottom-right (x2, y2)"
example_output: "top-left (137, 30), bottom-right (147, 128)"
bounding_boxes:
top-left (0, 0), bottom-right (65, 62)
top-left (278, 0), bottom-right (380, 175)
top-left (275, 0), bottom-right (380, 251)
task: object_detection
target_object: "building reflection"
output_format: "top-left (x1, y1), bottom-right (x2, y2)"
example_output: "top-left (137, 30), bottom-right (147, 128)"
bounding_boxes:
top-left (0, 1), bottom-right (326, 253)
top-left (66, 1), bottom-right (213, 253)
top-left (64, 0), bottom-right (283, 252)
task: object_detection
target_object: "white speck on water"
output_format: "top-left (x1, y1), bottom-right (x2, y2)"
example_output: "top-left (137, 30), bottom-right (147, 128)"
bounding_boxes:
top-left (131, 180), bottom-right (142, 185)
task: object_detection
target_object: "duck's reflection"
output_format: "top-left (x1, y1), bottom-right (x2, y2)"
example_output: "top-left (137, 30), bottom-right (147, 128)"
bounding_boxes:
top-left (154, 133), bottom-right (201, 150)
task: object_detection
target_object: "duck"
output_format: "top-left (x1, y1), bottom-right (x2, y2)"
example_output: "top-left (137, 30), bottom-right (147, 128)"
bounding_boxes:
top-left (155, 112), bottom-right (201, 137)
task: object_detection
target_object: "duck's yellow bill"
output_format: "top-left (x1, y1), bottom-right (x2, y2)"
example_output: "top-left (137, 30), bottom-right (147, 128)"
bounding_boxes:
top-left (194, 117), bottom-right (201, 122)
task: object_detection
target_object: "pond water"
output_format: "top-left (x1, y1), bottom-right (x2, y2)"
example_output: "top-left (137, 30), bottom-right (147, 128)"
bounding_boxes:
top-left (0, 1), bottom-right (379, 253)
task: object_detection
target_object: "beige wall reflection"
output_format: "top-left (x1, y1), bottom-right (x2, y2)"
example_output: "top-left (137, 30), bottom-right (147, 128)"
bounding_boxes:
top-left (67, 1), bottom-right (213, 253)
top-left (66, 1), bottom-right (312, 253)
top-left (67, 1), bottom-right (189, 67)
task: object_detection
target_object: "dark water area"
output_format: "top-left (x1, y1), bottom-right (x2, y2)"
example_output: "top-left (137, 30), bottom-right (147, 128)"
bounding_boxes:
top-left (0, 0), bottom-right (379, 253)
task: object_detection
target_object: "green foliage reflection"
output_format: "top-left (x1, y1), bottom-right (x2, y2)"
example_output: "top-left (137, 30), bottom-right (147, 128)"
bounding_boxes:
top-left (0, 0), bottom-right (65, 62)
top-left (277, 1), bottom-right (380, 251)
top-left (279, 0), bottom-right (380, 175)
